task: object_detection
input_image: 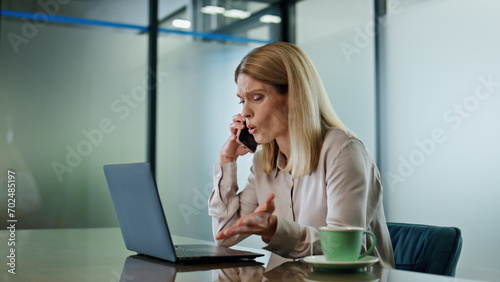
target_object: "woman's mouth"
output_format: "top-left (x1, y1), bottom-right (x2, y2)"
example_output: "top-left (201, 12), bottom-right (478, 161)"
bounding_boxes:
top-left (248, 125), bottom-right (257, 135)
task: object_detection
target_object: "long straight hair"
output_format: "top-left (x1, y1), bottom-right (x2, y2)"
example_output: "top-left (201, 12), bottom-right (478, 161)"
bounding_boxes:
top-left (235, 42), bottom-right (347, 178)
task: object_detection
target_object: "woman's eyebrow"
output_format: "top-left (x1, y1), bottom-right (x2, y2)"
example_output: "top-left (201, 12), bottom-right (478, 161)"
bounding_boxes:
top-left (240, 88), bottom-right (266, 95)
top-left (237, 88), bottom-right (267, 98)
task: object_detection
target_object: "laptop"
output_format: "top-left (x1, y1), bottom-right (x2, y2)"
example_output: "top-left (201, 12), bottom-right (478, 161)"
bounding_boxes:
top-left (103, 162), bottom-right (264, 263)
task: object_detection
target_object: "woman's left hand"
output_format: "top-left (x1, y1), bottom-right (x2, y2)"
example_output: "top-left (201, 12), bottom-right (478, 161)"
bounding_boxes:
top-left (216, 193), bottom-right (277, 243)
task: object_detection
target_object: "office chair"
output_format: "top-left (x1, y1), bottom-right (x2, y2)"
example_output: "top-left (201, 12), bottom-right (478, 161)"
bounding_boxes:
top-left (387, 222), bottom-right (463, 277)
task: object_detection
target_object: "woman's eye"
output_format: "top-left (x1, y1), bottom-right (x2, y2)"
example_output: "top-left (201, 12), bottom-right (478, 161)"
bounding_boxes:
top-left (238, 100), bottom-right (244, 104)
top-left (253, 95), bottom-right (264, 101)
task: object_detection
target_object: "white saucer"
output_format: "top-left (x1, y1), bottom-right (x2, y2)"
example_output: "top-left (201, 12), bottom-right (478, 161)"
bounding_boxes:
top-left (305, 271), bottom-right (379, 282)
top-left (302, 255), bottom-right (379, 270)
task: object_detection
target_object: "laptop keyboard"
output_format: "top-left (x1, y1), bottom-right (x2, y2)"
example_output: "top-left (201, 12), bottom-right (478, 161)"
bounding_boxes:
top-left (175, 246), bottom-right (213, 257)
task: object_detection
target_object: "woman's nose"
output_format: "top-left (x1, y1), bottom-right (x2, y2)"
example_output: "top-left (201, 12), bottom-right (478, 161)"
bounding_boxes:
top-left (241, 104), bottom-right (252, 119)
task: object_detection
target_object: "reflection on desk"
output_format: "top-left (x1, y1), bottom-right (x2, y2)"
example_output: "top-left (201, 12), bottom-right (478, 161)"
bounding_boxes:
top-left (121, 255), bottom-right (265, 281)
top-left (119, 254), bottom-right (388, 282)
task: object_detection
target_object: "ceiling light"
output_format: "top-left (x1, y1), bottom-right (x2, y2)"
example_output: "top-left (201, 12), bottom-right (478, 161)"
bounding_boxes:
top-left (223, 9), bottom-right (251, 19)
top-left (172, 19), bottom-right (191, 29)
top-left (259, 15), bottom-right (281, 24)
top-left (201, 5), bottom-right (225, 15)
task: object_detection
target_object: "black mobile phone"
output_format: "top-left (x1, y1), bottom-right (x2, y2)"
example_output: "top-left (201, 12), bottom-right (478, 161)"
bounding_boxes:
top-left (238, 122), bottom-right (258, 153)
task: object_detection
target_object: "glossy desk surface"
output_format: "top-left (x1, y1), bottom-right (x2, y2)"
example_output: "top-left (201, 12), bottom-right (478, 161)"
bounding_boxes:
top-left (0, 228), bottom-right (477, 281)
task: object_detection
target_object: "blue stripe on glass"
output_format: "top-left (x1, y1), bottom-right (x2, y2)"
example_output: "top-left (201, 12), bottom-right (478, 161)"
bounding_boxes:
top-left (0, 9), bottom-right (272, 44)
top-left (0, 10), bottom-right (148, 31)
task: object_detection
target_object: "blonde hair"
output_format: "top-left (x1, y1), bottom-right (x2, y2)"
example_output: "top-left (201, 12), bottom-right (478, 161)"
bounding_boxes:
top-left (235, 42), bottom-right (347, 178)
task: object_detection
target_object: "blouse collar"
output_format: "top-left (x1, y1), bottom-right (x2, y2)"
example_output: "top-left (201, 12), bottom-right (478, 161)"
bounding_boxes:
top-left (275, 151), bottom-right (288, 177)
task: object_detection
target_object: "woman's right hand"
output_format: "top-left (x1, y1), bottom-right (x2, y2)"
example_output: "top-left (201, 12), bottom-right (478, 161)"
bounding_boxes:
top-left (219, 114), bottom-right (252, 164)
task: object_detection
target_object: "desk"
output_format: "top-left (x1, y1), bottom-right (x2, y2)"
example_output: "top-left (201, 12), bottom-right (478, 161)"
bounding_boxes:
top-left (0, 228), bottom-right (478, 281)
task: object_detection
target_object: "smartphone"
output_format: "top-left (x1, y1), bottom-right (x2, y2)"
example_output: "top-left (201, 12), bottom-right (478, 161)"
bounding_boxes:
top-left (238, 122), bottom-right (258, 153)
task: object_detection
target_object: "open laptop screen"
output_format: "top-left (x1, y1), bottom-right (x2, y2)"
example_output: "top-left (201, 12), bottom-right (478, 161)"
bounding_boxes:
top-left (104, 163), bottom-right (177, 262)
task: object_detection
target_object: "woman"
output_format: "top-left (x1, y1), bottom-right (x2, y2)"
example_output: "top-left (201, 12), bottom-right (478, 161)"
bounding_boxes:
top-left (208, 42), bottom-right (394, 268)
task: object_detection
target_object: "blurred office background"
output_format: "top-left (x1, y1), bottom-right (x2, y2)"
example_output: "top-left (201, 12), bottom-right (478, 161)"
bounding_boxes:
top-left (1, 0), bottom-right (499, 281)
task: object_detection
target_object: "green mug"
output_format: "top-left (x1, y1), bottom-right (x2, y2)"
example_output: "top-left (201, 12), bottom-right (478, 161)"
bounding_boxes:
top-left (319, 226), bottom-right (377, 262)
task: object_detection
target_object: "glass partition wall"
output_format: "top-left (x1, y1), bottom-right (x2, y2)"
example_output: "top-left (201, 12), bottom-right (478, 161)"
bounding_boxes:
top-left (0, 1), bottom-right (149, 229)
